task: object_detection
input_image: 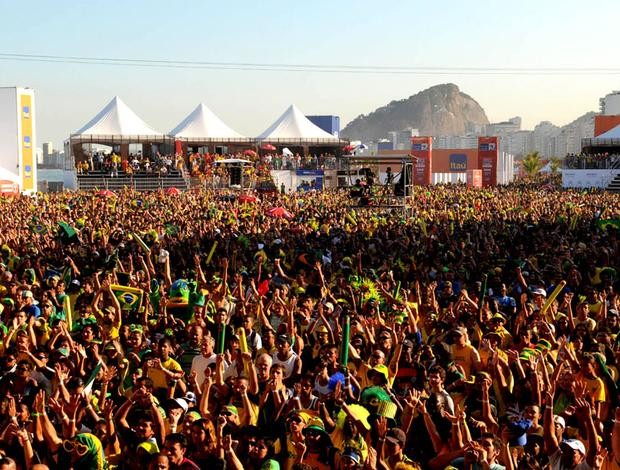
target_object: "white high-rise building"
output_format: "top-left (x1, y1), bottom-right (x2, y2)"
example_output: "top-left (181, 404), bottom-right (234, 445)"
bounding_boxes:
top-left (600, 91), bottom-right (620, 115)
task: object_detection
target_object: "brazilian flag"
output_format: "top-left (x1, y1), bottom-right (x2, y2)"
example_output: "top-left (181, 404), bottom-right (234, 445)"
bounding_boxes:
top-left (598, 219), bottom-right (620, 230)
top-left (44, 265), bottom-right (72, 286)
top-left (111, 284), bottom-right (143, 312)
top-left (30, 222), bottom-right (47, 234)
top-left (58, 222), bottom-right (79, 244)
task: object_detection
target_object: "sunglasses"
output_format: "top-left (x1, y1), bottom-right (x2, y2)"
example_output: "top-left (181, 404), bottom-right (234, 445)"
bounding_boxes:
top-left (220, 411), bottom-right (233, 417)
top-left (62, 439), bottom-right (89, 456)
top-left (247, 441), bottom-right (267, 450)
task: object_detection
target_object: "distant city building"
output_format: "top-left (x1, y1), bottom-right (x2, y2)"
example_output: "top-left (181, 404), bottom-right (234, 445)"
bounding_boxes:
top-left (387, 128), bottom-right (418, 150)
top-left (434, 135), bottom-right (478, 149)
top-left (42, 142), bottom-right (53, 158)
top-left (485, 117), bottom-right (521, 135)
top-left (600, 91), bottom-right (620, 115)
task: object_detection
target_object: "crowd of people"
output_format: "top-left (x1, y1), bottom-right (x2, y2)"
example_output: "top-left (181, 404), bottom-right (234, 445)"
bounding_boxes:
top-left (77, 151), bottom-right (339, 180)
top-left (0, 182), bottom-right (618, 470)
top-left (564, 153), bottom-right (620, 170)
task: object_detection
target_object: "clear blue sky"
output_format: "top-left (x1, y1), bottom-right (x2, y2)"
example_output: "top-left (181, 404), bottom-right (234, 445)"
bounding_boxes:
top-left (2, 0), bottom-right (620, 147)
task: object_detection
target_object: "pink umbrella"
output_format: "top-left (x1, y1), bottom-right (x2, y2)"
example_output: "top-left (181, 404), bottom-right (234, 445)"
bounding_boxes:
top-left (97, 189), bottom-right (116, 198)
top-left (261, 143), bottom-right (276, 151)
top-left (165, 187), bottom-right (181, 196)
top-left (239, 194), bottom-right (258, 203)
top-left (266, 207), bottom-right (293, 219)
top-left (243, 149), bottom-right (258, 157)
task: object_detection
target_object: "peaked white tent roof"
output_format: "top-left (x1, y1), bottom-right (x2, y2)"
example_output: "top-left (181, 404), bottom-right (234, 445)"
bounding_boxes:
top-left (169, 103), bottom-right (245, 140)
top-left (257, 104), bottom-right (340, 142)
top-left (73, 96), bottom-right (162, 136)
top-left (0, 167), bottom-right (19, 184)
top-left (595, 123), bottom-right (620, 140)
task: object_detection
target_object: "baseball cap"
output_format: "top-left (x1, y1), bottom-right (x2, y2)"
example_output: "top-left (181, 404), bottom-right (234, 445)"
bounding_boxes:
top-left (222, 405), bottom-right (238, 416)
top-left (367, 364), bottom-right (389, 384)
top-left (386, 428), bottom-right (407, 447)
top-left (451, 327), bottom-right (467, 337)
top-left (137, 441), bottom-right (160, 455)
top-left (561, 439), bottom-right (585, 455)
top-left (553, 415), bottom-right (566, 429)
top-left (277, 333), bottom-right (291, 344)
top-left (171, 398), bottom-right (189, 413)
top-left (531, 288), bottom-right (547, 297)
top-left (341, 448), bottom-right (361, 464)
top-left (184, 392), bottom-right (197, 404)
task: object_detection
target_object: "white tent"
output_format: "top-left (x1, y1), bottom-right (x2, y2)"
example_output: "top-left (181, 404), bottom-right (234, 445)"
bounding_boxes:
top-left (73, 96), bottom-right (162, 136)
top-left (257, 104), bottom-right (340, 142)
top-left (0, 167), bottom-right (19, 184)
top-left (595, 123), bottom-right (620, 140)
top-left (169, 103), bottom-right (245, 140)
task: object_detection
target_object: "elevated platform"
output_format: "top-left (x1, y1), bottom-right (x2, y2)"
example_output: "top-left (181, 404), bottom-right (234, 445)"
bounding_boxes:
top-left (77, 171), bottom-right (189, 192)
top-left (562, 169), bottom-right (620, 191)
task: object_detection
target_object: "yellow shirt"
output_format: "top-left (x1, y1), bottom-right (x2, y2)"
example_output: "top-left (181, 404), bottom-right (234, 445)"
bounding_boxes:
top-left (450, 343), bottom-right (480, 379)
top-left (147, 357), bottom-right (183, 390)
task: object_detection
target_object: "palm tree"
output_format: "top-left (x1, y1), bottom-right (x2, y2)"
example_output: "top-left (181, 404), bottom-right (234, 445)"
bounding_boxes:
top-left (522, 151), bottom-right (543, 177)
top-left (549, 157), bottom-right (561, 173)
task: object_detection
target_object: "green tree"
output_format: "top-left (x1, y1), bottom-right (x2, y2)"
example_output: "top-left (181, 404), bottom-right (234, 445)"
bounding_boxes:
top-left (522, 151), bottom-right (543, 177)
top-left (549, 157), bottom-right (561, 173)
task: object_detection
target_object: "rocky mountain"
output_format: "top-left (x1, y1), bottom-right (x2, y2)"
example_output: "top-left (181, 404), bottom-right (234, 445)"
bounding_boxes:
top-left (341, 83), bottom-right (489, 141)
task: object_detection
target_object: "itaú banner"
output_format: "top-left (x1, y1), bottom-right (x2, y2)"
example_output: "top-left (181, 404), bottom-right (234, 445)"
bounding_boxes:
top-left (478, 137), bottom-right (498, 186)
top-left (411, 136), bottom-right (432, 185)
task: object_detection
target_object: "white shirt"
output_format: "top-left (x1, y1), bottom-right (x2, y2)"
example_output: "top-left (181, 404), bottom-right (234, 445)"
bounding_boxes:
top-left (191, 353), bottom-right (216, 387)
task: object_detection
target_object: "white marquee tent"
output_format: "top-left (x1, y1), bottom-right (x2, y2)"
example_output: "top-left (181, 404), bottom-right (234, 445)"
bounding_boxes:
top-left (72, 96), bottom-right (163, 139)
top-left (257, 104), bottom-right (341, 143)
top-left (169, 103), bottom-right (246, 141)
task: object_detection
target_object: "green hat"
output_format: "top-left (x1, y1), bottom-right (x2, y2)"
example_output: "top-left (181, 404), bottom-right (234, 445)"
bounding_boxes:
top-left (360, 386), bottom-right (391, 405)
top-left (222, 405), bottom-right (238, 416)
top-left (186, 411), bottom-right (202, 420)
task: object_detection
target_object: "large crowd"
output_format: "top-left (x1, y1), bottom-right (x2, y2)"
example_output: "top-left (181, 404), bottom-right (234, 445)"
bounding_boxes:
top-left (0, 182), bottom-right (618, 470)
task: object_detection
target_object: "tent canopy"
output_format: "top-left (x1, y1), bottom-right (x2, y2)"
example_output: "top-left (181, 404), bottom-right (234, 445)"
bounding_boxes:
top-left (0, 167), bottom-right (19, 184)
top-left (169, 103), bottom-right (246, 140)
top-left (257, 104), bottom-right (340, 142)
top-left (73, 96), bottom-right (162, 137)
top-left (594, 123), bottom-right (620, 140)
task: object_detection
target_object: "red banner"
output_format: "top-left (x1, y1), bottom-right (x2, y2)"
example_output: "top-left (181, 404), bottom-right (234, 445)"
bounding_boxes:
top-left (466, 170), bottom-right (482, 188)
top-left (477, 137), bottom-right (498, 186)
top-left (411, 137), bottom-right (432, 185)
top-left (175, 140), bottom-right (183, 156)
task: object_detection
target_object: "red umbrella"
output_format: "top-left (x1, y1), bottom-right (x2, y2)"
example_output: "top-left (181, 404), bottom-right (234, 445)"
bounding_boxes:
top-left (97, 189), bottom-right (116, 198)
top-left (261, 143), bottom-right (276, 151)
top-left (238, 194), bottom-right (258, 203)
top-left (266, 207), bottom-right (293, 219)
top-left (165, 187), bottom-right (181, 196)
top-left (243, 149), bottom-right (258, 157)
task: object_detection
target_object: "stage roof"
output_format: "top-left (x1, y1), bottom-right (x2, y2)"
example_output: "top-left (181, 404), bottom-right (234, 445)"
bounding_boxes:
top-left (257, 104), bottom-right (341, 142)
top-left (73, 96), bottom-right (162, 137)
top-left (169, 103), bottom-right (246, 140)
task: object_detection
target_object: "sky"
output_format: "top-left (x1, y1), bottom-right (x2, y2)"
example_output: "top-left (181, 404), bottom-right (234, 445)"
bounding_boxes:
top-left (2, 0), bottom-right (620, 147)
